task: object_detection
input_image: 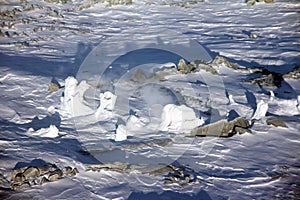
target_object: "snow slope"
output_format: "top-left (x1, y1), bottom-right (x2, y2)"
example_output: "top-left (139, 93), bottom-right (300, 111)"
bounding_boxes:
top-left (0, 0), bottom-right (299, 199)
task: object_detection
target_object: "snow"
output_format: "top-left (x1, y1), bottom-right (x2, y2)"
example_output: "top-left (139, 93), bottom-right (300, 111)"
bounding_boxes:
top-left (27, 125), bottom-right (60, 138)
top-left (95, 91), bottom-right (117, 120)
top-left (159, 104), bottom-right (204, 133)
top-left (115, 124), bottom-right (128, 142)
top-left (0, 0), bottom-right (299, 199)
top-left (251, 100), bottom-right (269, 121)
top-left (61, 76), bottom-right (78, 117)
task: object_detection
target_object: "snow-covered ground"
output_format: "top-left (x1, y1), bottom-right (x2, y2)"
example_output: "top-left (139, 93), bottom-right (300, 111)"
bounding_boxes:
top-left (0, 0), bottom-right (299, 199)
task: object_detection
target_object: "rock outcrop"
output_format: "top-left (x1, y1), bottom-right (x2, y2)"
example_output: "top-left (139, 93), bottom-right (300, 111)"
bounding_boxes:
top-left (266, 117), bottom-right (288, 128)
top-left (11, 163), bottom-right (78, 190)
top-left (247, 0), bottom-right (274, 6)
top-left (283, 66), bottom-right (300, 79)
top-left (187, 117), bottom-right (250, 137)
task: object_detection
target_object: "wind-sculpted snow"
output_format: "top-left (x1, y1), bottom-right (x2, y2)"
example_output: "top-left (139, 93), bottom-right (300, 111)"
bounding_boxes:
top-left (0, 0), bottom-right (300, 199)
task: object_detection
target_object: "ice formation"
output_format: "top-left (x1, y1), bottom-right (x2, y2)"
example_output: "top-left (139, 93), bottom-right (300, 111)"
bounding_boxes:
top-left (95, 91), bottom-right (117, 120)
top-left (115, 124), bottom-right (127, 142)
top-left (61, 77), bottom-right (94, 117)
top-left (159, 104), bottom-right (204, 133)
top-left (251, 100), bottom-right (268, 121)
top-left (61, 76), bottom-right (78, 117)
top-left (28, 125), bottom-right (59, 138)
top-left (126, 115), bottom-right (146, 133)
top-left (228, 94), bottom-right (236, 105)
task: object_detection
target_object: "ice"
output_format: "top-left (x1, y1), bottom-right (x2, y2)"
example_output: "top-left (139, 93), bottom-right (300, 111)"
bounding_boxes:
top-left (47, 106), bottom-right (56, 115)
top-left (27, 125), bottom-right (60, 138)
top-left (61, 76), bottom-right (78, 117)
top-left (228, 94), bottom-right (236, 105)
top-left (115, 124), bottom-right (127, 142)
top-left (251, 100), bottom-right (269, 121)
top-left (95, 91), bottom-right (117, 120)
top-left (60, 77), bottom-right (94, 118)
top-left (159, 104), bottom-right (204, 133)
top-left (126, 115), bottom-right (146, 133)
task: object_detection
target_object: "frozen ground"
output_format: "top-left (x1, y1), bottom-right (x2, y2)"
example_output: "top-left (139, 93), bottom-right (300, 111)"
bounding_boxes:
top-left (0, 0), bottom-right (300, 199)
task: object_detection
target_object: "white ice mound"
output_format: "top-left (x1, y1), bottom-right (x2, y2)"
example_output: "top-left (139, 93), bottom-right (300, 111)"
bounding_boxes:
top-left (61, 77), bottom-right (94, 117)
top-left (95, 91), bottom-right (117, 120)
top-left (126, 115), bottom-right (146, 133)
top-left (115, 124), bottom-right (127, 142)
top-left (28, 125), bottom-right (59, 138)
top-left (251, 100), bottom-right (268, 121)
top-left (159, 104), bottom-right (204, 133)
top-left (61, 76), bottom-right (78, 117)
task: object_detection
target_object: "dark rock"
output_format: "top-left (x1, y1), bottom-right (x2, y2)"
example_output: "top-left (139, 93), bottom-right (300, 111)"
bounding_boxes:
top-left (245, 70), bottom-right (283, 87)
top-left (188, 117), bottom-right (250, 137)
top-left (130, 68), bottom-right (148, 83)
top-left (87, 162), bottom-right (129, 173)
top-left (10, 162), bottom-right (78, 190)
top-left (48, 169), bottom-right (63, 182)
top-left (266, 117), bottom-right (288, 128)
top-left (177, 58), bottom-right (219, 74)
top-left (247, 0), bottom-right (274, 6)
top-left (211, 56), bottom-right (238, 70)
top-left (177, 59), bottom-right (190, 74)
top-left (48, 82), bottom-right (61, 92)
top-left (22, 167), bottom-right (40, 180)
top-left (283, 66), bottom-right (300, 79)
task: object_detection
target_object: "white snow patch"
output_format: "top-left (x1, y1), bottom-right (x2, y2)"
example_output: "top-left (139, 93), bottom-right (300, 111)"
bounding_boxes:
top-left (126, 115), bottom-right (146, 133)
top-left (228, 94), bottom-right (236, 105)
top-left (251, 100), bottom-right (268, 121)
top-left (61, 76), bottom-right (78, 117)
top-left (115, 124), bottom-right (127, 142)
top-left (159, 104), bottom-right (204, 133)
top-left (95, 91), bottom-right (117, 120)
top-left (60, 77), bottom-right (94, 118)
top-left (27, 125), bottom-right (60, 138)
top-left (47, 105), bottom-right (56, 115)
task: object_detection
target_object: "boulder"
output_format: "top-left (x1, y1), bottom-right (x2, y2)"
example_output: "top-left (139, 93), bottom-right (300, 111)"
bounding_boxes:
top-left (130, 68), bottom-right (148, 83)
top-left (211, 56), bottom-right (238, 70)
top-left (11, 162), bottom-right (78, 190)
top-left (283, 66), bottom-right (300, 79)
top-left (266, 117), bottom-right (288, 128)
top-left (187, 117), bottom-right (250, 137)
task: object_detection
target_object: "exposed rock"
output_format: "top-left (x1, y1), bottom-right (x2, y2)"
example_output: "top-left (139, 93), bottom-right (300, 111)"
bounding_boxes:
top-left (266, 117), bottom-right (288, 128)
top-left (87, 162), bottom-right (129, 173)
top-left (247, 0), bottom-right (274, 6)
top-left (162, 164), bottom-right (200, 187)
top-left (177, 59), bottom-right (219, 74)
top-left (130, 68), bottom-right (148, 83)
top-left (283, 66), bottom-right (300, 79)
top-left (11, 163), bottom-right (78, 190)
top-left (43, 0), bottom-right (72, 4)
top-left (211, 56), bottom-right (238, 70)
top-left (101, 0), bottom-right (133, 6)
top-left (177, 59), bottom-right (190, 74)
top-left (249, 33), bottom-right (259, 39)
top-left (47, 169), bottom-right (63, 182)
top-left (245, 70), bottom-right (283, 87)
top-left (189, 60), bottom-right (219, 74)
top-left (50, 10), bottom-right (60, 17)
top-left (187, 117), bottom-right (250, 137)
top-left (48, 82), bottom-right (61, 92)
top-left (86, 162), bottom-right (200, 187)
